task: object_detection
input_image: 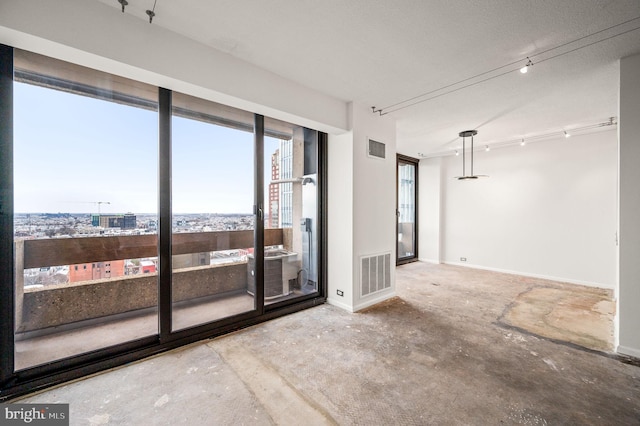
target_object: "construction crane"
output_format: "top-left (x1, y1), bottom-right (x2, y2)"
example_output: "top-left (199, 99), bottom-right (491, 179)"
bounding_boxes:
top-left (74, 201), bottom-right (111, 215)
top-left (71, 201), bottom-right (111, 219)
top-left (93, 201), bottom-right (111, 216)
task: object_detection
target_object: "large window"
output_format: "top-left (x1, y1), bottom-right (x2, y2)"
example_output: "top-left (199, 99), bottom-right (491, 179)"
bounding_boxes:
top-left (13, 50), bottom-right (159, 369)
top-left (0, 46), bottom-right (327, 399)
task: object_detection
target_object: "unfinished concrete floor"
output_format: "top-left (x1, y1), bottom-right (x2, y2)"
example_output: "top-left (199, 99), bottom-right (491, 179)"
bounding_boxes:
top-left (13, 263), bottom-right (640, 425)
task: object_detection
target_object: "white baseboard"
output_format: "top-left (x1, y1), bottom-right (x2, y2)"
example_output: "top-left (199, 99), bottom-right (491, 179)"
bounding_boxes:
top-left (353, 290), bottom-right (396, 312)
top-left (326, 298), bottom-right (355, 313)
top-left (442, 261), bottom-right (613, 290)
top-left (328, 290), bottom-right (397, 312)
top-left (418, 258), bottom-right (440, 264)
top-left (617, 345), bottom-right (640, 359)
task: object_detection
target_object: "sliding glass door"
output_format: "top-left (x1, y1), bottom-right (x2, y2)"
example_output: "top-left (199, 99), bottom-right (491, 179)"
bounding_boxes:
top-left (1, 45), bottom-right (326, 399)
top-left (397, 155), bottom-right (419, 265)
top-left (171, 93), bottom-right (257, 330)
top-left (262, 118), bottom-right (320, 306)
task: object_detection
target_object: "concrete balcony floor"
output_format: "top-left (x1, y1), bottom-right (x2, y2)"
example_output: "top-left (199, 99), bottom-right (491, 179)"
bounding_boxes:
top-left (13, 263), bottom-right (640, 424)
top-left (15, 291), bottom-right (255, 370)
top-left (15, 287), bottom-right (316, 371)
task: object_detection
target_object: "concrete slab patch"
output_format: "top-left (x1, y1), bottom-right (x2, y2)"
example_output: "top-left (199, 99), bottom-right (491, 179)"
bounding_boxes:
top-left (502, 286), bottom-right (614, 352)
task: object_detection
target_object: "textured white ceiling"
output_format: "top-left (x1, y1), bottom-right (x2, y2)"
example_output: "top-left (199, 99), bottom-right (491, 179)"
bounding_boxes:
top-left (100, 0), bottom-right (640, 155)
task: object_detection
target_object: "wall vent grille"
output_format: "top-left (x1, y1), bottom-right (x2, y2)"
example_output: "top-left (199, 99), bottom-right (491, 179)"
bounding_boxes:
top-left (368, 139), bottom-right (386, 159)
top-left (360, 253), bottom-right (391, 296)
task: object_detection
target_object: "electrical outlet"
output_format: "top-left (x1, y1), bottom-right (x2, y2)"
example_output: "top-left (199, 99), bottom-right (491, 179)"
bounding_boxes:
top-left (337, 289), bottom-right (344, 297)
top-left (460, 257), bottom-right (467, 262)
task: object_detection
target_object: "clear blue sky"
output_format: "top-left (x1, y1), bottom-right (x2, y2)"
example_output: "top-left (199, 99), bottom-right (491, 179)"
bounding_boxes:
top-left (13, 82), bottom-right (279, 214)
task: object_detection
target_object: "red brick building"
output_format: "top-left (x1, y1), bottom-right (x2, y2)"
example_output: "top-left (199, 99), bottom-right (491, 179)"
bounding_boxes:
top-left (69, 260), bottom-right (125, 282)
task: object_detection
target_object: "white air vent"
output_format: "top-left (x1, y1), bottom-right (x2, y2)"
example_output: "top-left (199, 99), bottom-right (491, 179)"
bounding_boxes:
top-left (360, 253), bottom-right (391, 297)
top-left (368, 139), bottom-right (386, 159)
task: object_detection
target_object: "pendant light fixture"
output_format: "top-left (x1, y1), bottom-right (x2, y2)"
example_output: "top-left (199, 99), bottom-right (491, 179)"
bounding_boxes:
top-left (454, 130), bottom-right (489, 180)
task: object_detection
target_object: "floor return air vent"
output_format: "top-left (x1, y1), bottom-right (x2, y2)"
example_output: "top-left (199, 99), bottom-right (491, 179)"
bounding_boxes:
top-left (360, 253), bottom-right (391, 297)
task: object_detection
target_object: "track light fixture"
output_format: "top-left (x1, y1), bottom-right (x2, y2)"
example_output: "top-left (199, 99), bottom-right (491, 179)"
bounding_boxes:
top-left (117, 0), bottom-right (158, 24)
top-left (146, 0), bottom-right (157, 23)
top-left (564, 130), bottom-right (571, 138)
top-left (520, 57), bottom-right (533, 74)
top-left (485, 145), bottom-right (490, 151)
top-left (520, 139), bottom-right (526, 146)
top-left (455, 150), bottom-right (459, 156)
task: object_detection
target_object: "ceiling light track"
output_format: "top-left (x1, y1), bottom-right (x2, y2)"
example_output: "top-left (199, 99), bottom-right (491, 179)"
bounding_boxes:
top-left (373, 16), bottom-right (640, 116)
top-left (419, 117), bottom-right (617, 158)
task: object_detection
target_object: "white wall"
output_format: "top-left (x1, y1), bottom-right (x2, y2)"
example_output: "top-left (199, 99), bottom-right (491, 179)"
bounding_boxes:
top-left (351, 103), bottom-right (397, 311)
top-left (427, 130), bottom-right (617, 289)
top-left (326, 103), bottom-right (397, 312)
top-left (327, 131), bottom-right (354, 311)
top-left (0, 0), bottom-right (348, 135)
top-left (618, 53), bottom-right (640, 357)
top-left (418, 157), bottom-right (442, 263)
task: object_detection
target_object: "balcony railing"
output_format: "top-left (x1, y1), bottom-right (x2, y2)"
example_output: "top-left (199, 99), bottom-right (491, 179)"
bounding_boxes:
top-left (15, 229), bottom-right (286, 334)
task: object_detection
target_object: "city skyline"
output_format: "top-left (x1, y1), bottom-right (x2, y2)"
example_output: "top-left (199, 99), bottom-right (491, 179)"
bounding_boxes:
top-left (13, 81), bottom-right (280, 214)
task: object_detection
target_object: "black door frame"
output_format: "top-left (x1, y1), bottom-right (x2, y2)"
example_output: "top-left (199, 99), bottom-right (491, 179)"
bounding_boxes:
top-left (396, 154), bottom-right (419, 265)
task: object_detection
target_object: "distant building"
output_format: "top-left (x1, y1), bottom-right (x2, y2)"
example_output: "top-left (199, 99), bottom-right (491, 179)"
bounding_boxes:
top-left (123, 213), bottom-right (136, 229)
top-left (279, 140), bottom-right (293, 228)
top-left (269, 149), bottom-right (280, 228)
top-left (69, 260), bottom-right (125, 282)
top-left (140, 260), bottom-right (156, 274)
top-left (92, 213), bottom-right (137, 229)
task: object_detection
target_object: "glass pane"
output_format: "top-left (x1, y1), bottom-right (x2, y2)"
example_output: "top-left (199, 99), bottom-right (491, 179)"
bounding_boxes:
top-left (171, 92), bottom-right (256, 331)
top-left (398, 162), bottom-right (416, 259)
top-left (13, 50), bottom-right (159, 370)
top-left (263, 118), bottom-right (319, 305)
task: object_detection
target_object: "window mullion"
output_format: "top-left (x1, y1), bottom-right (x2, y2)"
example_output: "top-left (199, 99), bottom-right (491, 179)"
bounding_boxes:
top-left (0, 44), bottom-right (15, 382)
top-left (158, 88), bottom-right (172, 339)
top-left (254, 114), bottom-right (265, 314)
